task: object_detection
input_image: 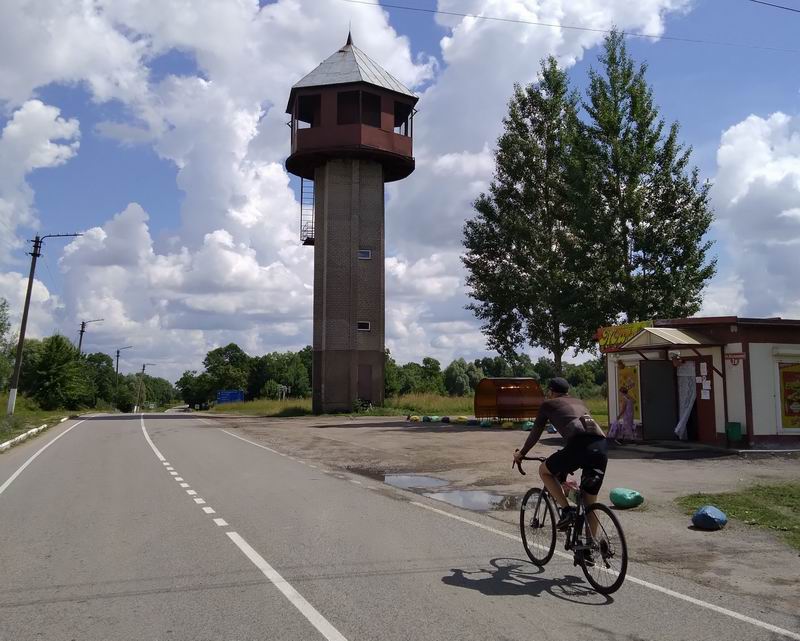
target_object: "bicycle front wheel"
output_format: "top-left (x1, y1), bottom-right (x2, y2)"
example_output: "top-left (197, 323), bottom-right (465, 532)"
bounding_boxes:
top-left (579, 502), bottom-right (628, 594)
top-left (519, 487), bottom-right (557, 566)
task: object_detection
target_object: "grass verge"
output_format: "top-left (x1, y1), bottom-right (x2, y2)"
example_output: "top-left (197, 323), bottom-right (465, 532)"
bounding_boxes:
top-left (0, 393), bottom-right (70, 444)
top-left (209, 393), bottom-right (609, 422)
top-left (676, 483), bottom-right (800, 550)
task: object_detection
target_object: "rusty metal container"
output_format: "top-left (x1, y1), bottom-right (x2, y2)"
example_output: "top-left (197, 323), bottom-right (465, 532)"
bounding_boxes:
top-left (474, 378), bottom-right (545, 421)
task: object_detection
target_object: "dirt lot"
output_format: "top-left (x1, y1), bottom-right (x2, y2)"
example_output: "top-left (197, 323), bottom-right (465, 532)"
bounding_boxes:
top-left (210, 414), bottom-right (800, 617)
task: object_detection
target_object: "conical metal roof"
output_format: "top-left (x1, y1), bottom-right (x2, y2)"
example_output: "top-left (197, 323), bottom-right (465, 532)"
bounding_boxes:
top-left (291, 35), bottom-right (416, 99)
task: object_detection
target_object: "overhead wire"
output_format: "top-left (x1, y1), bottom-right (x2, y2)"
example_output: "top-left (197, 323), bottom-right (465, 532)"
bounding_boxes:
top-left (340, 0), bottom-right (800, 54)
top-left (748, 0), bottom-right (800, 14)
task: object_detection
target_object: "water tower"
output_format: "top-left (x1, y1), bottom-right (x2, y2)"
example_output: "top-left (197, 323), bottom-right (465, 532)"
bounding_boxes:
top-left (286, 34), bottom-right (418, 413)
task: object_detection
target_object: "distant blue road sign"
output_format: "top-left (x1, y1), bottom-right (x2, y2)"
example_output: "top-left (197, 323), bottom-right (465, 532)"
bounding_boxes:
top-left (216, 389), bottom-right (245, 404)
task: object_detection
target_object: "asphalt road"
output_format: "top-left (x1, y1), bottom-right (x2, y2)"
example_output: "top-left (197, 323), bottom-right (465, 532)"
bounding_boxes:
top-left (1, 414), bottom-right (797, 641)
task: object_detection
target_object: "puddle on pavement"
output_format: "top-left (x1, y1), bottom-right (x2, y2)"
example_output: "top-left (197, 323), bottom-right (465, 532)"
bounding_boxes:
top-left (383, 474), bottom-right (449, 490)
top-left (423, 490), bottom-right (520, 511)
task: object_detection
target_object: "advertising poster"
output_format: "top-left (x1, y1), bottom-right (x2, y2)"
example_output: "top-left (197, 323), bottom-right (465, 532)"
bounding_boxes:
top-left (617, 361), bottom-right (641, 422)
top-left (779, 362), bottom-right (800, 429)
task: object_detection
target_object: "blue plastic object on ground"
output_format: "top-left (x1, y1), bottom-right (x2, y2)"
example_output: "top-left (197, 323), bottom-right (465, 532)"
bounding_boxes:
top-left (479, 419), bottom-right (492, 428)
top-left (546, 424), bottom-right (557, 434)
top-left (522, 421), bottom-right (534, 431)
top-left (692, 505), bottom-right (728, 530)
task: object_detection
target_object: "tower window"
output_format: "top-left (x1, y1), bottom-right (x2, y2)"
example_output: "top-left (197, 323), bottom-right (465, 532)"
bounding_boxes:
top-left (361, 92), bottom-right (381, 128)
top-left (296, 94), bottom-right (321, 129)
top-left (357, 321), bottom-right (371, 331)
top-left (357, 249), bottom-right (372, 260)
top-left (394, 101), bottom-right (413, 136)
top-left (337, 91), bottom-right (360, 125)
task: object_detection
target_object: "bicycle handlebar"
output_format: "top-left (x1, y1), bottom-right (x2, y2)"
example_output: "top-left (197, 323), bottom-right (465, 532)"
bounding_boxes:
top-left (512, 449), bottom-right (546, 476)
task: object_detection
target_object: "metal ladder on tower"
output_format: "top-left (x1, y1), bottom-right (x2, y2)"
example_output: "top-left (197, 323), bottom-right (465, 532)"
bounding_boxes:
top-left (300, 177), bottom-right (314, 246)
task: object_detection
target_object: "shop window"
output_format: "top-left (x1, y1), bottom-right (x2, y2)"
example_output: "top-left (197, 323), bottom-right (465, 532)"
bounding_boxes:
top-left (337, 91), bottom-right (360, 125)
top-left (296, 94), bottom-right (321, 129)
top-left (357, 321), bottom-right (371, 331)
top-left (357, 249), bottom-right (372, 260)
top-left (778, 361), bottom-right (800, 430)
top-left (361, 91), bottom-right (381, 128)
top-left (394, 101), bottom-right (413, 136)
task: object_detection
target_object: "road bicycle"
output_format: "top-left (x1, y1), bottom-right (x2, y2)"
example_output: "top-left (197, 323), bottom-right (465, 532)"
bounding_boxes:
top-left (513, 453), bottom-right (628, 595)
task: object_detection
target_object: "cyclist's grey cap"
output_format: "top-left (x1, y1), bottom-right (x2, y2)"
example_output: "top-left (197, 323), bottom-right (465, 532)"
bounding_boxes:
top-left (548, 377), bottom-right (570, 394)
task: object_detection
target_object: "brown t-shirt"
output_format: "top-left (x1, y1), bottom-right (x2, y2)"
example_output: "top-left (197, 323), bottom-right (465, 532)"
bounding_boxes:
top-left (521, 395), bottom-right (604, 454)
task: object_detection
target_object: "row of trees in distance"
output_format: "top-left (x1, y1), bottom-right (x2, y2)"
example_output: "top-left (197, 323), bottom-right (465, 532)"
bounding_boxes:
top-left (1, 298), bottom-right (176, 412)
top-left (177, 342), bottom-right (606, 406)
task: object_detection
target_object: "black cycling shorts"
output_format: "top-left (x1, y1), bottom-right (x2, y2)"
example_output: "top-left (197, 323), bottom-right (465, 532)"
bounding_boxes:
top-left (545, 434), bottom-right (608, 495)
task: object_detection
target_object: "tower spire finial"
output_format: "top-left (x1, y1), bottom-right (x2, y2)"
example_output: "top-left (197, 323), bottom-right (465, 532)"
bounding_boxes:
top-left (346, 25), bottom-right (353, 46)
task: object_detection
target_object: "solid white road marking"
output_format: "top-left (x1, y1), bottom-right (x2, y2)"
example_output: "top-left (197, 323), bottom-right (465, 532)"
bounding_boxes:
top-left (227, 531), bottom-right (349, 641)
top-left (309, 464), bottom-right (318, 469)
top-left (213, 518), bottom-right (228, 527)
top-left (180, 483), bottom-right (190, 488)
top-left (220, 429), bottom-right (279, 454)
top-left (410, 501), bottom-right (800, 641)
top-left (194, 498), bottom-right (206, 504)
top-left (349, 479), bottom-right (362, 485)
top-left (140, 415), bottom-right (166, 461)
top-left (187, 490), bottom-right (197, 496)
top-left (0, 421), bottom-right (85, 498)
top-left (202, 506), bottom-right (216, 514)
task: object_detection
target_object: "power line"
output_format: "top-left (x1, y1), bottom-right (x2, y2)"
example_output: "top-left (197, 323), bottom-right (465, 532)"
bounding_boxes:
top-left (748, 0), bottom-right (800, 14)
top-left (341, 0), bottom-right (800, 54)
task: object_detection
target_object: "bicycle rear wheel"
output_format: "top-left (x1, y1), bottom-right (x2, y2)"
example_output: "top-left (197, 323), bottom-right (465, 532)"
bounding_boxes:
top-left (519, 487), bottom-right (557, 566)
top-left (579, 502), bottom-right (628, 594)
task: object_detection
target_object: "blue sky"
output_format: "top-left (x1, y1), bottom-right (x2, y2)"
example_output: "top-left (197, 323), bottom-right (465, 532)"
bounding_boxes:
top-left (14, 0), bottom-right (800, 265)
top-left (1, 0), bottom-right (799, 380)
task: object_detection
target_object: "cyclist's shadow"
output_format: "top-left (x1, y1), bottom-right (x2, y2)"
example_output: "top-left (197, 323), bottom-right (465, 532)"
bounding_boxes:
top-left (442, 557), bottom-right (613, 606)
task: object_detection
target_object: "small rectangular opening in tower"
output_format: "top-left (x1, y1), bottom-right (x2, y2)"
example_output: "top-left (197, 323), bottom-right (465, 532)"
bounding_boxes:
top-left (337, 91), bottom-right (360, 125)
top-left (394, 101), bottom-right (413, 136)
top-left (361, 92), bottom-right (381, 128)
top-left (357, 249), bottom-right (372, 260)
top-left (297, 94), bottom-right (321, 129)
top-left (357, 321), bottom-right (371, 331)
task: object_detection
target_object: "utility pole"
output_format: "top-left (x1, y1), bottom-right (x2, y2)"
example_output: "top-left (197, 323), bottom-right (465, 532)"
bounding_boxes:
top-left (77, 318), bottom-right (104, 354)
top-left (6, 233), bottom-right (82, 416)
top-left (134, 363), bottom-right (155, 413)
top-left (114, 345), bottom-right (133, 409)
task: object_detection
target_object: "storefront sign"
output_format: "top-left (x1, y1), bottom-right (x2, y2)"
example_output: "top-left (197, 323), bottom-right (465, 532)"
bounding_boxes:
top-left (597, 321), bottom-right (653, 353)
top-left (779, 362), bottom-right (800, 429)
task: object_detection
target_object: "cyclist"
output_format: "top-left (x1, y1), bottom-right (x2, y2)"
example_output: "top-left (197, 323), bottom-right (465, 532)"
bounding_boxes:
top-left (512, 377), bottom-right (608, 532)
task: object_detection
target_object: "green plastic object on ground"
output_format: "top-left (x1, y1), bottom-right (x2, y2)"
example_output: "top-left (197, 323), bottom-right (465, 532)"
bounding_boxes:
top-left (479, 419), bottom-right (493, 428)
top-left (428, 416), bottom-right (441, 423)
top-left (522, 421), bottom-right (534, 431)
top-left (609, 487), bottom-right (644, 508)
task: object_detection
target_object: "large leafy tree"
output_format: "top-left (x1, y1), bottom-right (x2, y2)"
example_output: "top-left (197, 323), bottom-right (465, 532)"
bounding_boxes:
top-left (204, 343), bottom-right (251, 392)
top-left (30, 335), bottom-right (93, 410)
top-left (463, 58), bottom-right (598, 373)
top-left (581, 31), bottom-right (716, 321)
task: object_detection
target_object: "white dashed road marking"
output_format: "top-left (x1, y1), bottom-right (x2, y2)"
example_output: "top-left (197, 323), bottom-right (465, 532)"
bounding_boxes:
top-left (141, 417), bottom-right (349, 641)
top-left (187, 490), bottom-right (197, 496)
top-left (180, 482), bottom-right (190, 488)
